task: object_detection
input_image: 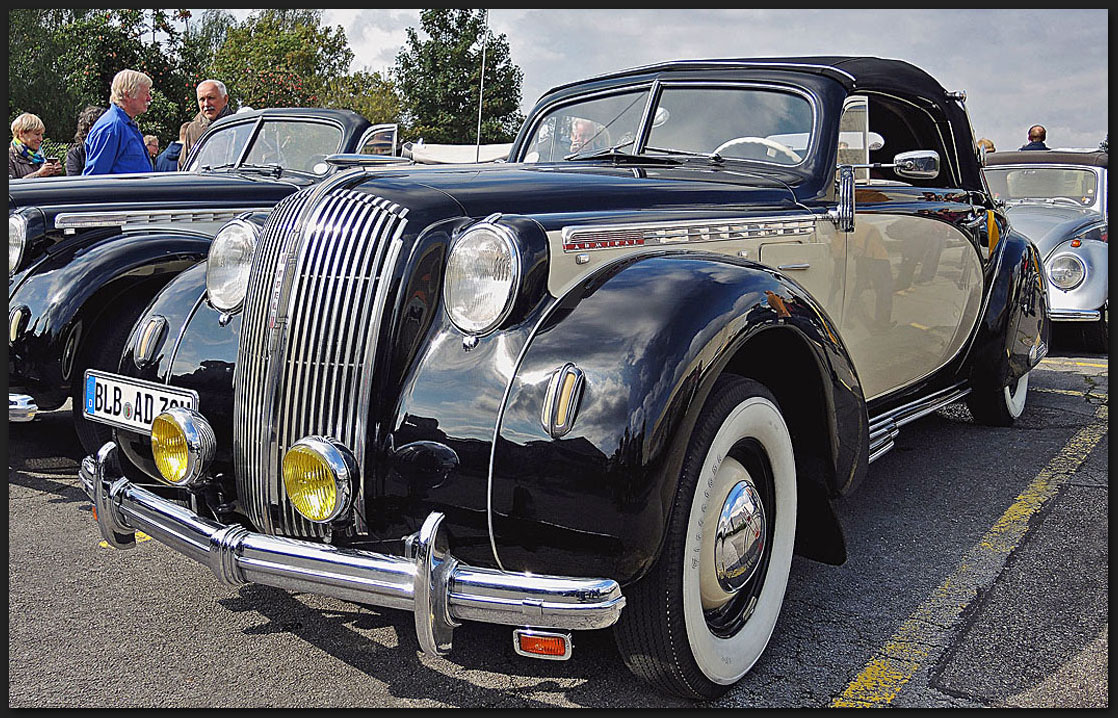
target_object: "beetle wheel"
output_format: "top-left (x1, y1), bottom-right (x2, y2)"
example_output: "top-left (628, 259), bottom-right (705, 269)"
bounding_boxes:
top-left (614, 375), bottom-right (796, 700)
top-left (1081, 302), bottom-right (1108, 354)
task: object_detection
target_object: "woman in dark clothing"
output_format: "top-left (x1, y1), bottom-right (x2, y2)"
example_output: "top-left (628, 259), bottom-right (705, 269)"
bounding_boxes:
top-left (65, 105), bottom-right (107, 176)
top-left (9, 112), bottom-right (63, 179)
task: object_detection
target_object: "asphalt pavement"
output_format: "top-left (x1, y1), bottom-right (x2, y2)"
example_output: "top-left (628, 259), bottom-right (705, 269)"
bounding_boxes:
top-left (7, 340), bottom-right (1107, 708)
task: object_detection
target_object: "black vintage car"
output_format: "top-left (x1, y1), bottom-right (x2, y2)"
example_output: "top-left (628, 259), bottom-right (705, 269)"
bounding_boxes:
top-left (80, 57), bottom-right (1049, 700)
top-left (8, 108), bottom-right (399, 451)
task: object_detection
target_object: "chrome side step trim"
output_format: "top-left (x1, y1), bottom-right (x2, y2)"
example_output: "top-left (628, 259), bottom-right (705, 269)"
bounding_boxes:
top-left (867, 383), bottom-right (971, 463)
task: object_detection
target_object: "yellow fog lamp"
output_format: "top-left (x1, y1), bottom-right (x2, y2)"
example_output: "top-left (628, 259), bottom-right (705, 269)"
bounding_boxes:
top-left (151, 407), bottom-right (216, 487)
top-left (282, 436), bottom-right (357, 523)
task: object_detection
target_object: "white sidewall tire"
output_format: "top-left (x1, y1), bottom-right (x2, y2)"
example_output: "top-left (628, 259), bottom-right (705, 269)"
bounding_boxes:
top-left (1004, 371), bottom-right (1030, 419)
top-left (681, 395), bottom-right (797, 685)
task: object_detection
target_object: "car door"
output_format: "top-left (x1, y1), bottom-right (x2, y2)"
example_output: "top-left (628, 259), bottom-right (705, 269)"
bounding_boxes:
top-left (833, 96), bottom-right (984, 400)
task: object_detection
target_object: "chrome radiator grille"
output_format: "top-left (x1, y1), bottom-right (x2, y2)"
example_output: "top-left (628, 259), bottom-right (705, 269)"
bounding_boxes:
top-left (233, 185), bottom-right (409, 537)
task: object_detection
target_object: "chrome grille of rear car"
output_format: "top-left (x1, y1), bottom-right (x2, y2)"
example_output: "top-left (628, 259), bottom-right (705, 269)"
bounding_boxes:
top-left (233, 183), bottom-right (409, 537)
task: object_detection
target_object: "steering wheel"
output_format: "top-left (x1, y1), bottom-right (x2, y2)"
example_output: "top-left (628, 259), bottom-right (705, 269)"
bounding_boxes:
top-left (714, 136), bottom-right (802, 163)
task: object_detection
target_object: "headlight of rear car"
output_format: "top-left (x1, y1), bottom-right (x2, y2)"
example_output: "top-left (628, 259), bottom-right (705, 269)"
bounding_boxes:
top-left (444, 219), bottom-right (521, 335)
top-left (206, 218), bottom-right (260, 313)
top-left (9, 214), bottom-right (27, 276)
top-left (1047, 253), bottom-right (1086, 290)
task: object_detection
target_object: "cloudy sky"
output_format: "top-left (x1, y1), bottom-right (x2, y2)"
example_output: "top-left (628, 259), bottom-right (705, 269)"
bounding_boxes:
top-left (228, 9), bottom-right (1108, 153)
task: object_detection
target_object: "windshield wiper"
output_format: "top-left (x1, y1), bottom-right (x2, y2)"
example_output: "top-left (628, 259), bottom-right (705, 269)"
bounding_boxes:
top-left (644, 145), bottom-right (724, 164)
top-left (201, 162), bottom-right (237, 172)
top-left (236, 162), bottom-right (284, 178)
top-left (564, 140), bottom-right (681, 165)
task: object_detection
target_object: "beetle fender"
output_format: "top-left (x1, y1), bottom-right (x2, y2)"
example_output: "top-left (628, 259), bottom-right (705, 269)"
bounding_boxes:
top-left (490, 252), bottom-right (867, 583)
top-left (8, 231), bottom-right (212, 407)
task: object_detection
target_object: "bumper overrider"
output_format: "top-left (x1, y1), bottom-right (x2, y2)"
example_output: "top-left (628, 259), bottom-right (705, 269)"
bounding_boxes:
top-left (9, 393), bottom-right (37, 422)
top-left (79, 442), bottom-right (625, 657)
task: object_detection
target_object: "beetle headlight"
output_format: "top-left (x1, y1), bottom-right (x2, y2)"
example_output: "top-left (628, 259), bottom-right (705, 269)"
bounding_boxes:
top-left (282, 436), bottom-right (357, 523)
top-left (1047, 253), bottom-right (1086, 290)
top-left (151, 407), bottom-right (215, 487)
top-left (444, 220), bottom-right (520, 335)
top-left (9, 214), bottom-right (27, 276)
top-left (206, 218), bottom-right (260, 313)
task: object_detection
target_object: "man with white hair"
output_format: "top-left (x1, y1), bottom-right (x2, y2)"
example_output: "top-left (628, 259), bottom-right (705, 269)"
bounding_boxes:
top-left (83, 69), bottom-right (154, 175)
top-left (179, 79), bottom-right (233, 169)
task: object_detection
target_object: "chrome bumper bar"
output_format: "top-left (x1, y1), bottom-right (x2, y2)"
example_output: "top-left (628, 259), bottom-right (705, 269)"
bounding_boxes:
top-left (1049, 308), bottom-right (1101, 322)
top-left (79, 443), bottom-right (625, 656)
top-left (9, 393), bottom-right (37, 422)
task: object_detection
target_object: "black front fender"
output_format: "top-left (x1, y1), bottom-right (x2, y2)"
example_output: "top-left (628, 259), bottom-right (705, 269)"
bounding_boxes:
top-left (8, 231), bottom-right (212, 407)
top-left (491, 252), bottom-right (867, 583)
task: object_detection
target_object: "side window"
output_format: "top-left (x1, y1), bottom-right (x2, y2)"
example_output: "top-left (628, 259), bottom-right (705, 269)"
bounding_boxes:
top-left (360, 125), bottom-right (398, 156)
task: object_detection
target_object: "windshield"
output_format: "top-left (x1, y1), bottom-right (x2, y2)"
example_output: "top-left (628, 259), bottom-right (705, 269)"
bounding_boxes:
top-left (522, 89), bottom-right (649, 162)
top-left (187, 118), bottom-right (345, 175)
top-left (520, 84), bottom-right (814, 166)
top-left (984, 166), bottom-right (1099, 207)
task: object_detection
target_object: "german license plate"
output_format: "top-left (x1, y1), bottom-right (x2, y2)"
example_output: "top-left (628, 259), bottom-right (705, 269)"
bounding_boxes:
top-left (83, 370), bottom-right (199, 434)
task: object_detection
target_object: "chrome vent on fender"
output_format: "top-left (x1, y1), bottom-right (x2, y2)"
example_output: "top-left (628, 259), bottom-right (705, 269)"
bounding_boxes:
top-left (233, 183), bottom-right (409, 537)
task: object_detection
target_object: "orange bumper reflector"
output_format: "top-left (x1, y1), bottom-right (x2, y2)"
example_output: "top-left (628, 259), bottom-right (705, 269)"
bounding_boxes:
top-left (91, 505), bottom-right (98, 521)
top-left (514, 629), bottom-right (572, 660)
top-left (519, 634), bottom-right (566, 656)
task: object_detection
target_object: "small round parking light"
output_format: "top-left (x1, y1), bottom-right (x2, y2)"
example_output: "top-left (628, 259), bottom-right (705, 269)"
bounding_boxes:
top-left (151, 407), bottom-right (216, 487)
top-left (282, 436), bottom-right (357, 523)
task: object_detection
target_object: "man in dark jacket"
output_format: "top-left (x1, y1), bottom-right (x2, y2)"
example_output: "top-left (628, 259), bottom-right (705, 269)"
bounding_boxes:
top-left (155, 122), bottom-right (189, 171)
top-left (179, 79), bottom-right (233, 169)
top-left (1019, 124), bottom-right (1049, 150)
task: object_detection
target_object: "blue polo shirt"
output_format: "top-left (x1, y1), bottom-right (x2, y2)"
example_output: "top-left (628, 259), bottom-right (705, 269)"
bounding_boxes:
top-left (83, 104), bottom-right (152, 175)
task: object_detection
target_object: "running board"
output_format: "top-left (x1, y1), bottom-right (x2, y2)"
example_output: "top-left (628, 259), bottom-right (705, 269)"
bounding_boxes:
top-left (867, 383), bottom-right (971, 463)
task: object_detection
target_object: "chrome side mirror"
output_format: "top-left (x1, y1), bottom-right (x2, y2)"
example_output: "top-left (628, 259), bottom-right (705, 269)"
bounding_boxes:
top-left (892, 150), bottom-right (940, 180)
top-left (829, 165), bottom-right (856, 233)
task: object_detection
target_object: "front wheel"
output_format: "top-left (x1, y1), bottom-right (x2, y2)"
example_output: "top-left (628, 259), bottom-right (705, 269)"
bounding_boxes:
top-left (70, 305), bottom-right (146, 456)
top-left (614, 375), bottom-right (797, 700)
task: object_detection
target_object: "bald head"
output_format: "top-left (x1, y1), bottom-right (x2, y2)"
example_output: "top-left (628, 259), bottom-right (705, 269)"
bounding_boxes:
top-left (1028, 125), bottom-right (1047, 143)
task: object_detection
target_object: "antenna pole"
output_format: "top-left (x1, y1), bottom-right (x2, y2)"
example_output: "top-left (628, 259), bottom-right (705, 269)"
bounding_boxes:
top-left (476, 9), bottom-right (489, 162)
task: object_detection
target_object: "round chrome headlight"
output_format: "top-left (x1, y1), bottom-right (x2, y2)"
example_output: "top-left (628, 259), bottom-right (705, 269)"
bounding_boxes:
top-left (282, 436), bottom-right (357, 523)
top-left (151, 407), bottom-right (216, 487)
top-left (9, 214), bottom-right (27, 276)
top-left (206, 219), bottom-right (260, 313)
top-left (1047, 253), bottom-right (1086, 290)
top-left (444, 220), bottom-right (520, 335)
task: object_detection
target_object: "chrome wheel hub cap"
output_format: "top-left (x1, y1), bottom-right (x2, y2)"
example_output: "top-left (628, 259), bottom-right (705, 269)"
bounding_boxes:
top-left (714, 478), bottom-right (767, 594)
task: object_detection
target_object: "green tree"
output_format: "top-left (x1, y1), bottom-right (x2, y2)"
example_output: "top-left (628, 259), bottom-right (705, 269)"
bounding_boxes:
top-left (322, 70), bottom-right (402, 126)
top-left (9, 9), bottom-right (198, 147)
top-left (394, 9), bottom-right (523, 144)
top-left (167, 9), bottom-right (234, 126)
top-left (210, 9), bottom-right (353, 109)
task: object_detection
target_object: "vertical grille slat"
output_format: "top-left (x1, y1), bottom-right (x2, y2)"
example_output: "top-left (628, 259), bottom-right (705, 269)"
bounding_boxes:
top-left (233, 185), bottom-right (409, 537)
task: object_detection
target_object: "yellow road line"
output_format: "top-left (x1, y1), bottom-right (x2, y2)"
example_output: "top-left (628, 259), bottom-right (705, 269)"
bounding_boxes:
top-left (1033, 387), bottom-right (1107, 399)
top-left (1039, 358), bottom-right (1108, 369)
top-left (830, 402), bottom-right (1108, 708)
top-left (99, 531), bottom-right (152, 548)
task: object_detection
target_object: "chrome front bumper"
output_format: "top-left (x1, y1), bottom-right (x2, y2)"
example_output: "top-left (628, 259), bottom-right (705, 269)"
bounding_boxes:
top-left (1049, 308), bottom-right (1101, 322)
top-left (79, 442), bottom-right (625, 656)
top-left (9, 393), bottom-right (37, 422)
